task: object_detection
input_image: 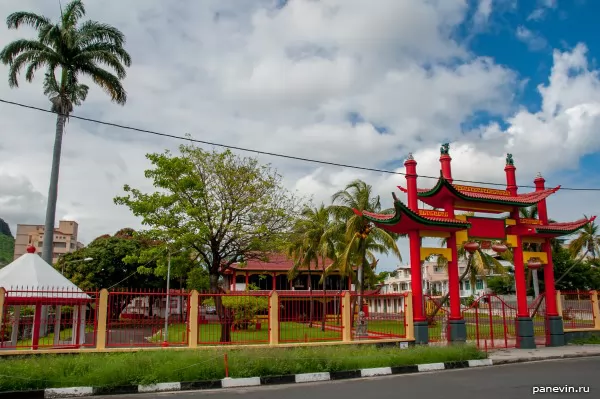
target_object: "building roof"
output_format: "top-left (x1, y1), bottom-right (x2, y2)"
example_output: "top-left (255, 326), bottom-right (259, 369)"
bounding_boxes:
top-left (226, 253), bottom-right (336, 273)
top-left (0, 247), bottom-right (89, 302)
top-left (398, 174), bottom-right (560, 210)
top-left (515, 217), bottom-right (597, 238)
top-left (357, 193), bottom-right (471, 234)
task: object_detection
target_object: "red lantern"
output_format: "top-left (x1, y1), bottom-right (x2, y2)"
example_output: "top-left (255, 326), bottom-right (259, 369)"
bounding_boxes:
top-left (464, 241), bottom-right (480, 254)
top-left (527, 259), bottom-right (543, 270)
top-left (492, 244), bottom-right (508, 254)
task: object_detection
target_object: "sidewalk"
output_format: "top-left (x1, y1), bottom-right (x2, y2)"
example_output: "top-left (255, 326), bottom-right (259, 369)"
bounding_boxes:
top-left (487, 344), bottom-right (600, 364)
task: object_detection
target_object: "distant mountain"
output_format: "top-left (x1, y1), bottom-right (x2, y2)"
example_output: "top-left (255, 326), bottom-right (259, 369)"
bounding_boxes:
top-left (0, 218), bottom-right (14, 267)
top-left (0, 218), bottom-right (12, 238)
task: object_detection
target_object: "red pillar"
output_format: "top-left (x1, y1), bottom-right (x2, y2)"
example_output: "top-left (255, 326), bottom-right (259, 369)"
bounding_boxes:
top-left (272, 273), bottom-right (277, 291)
top-left (446, 233), bottom-right (462, 320)
top-left (513, 232), bottom-right (529, 317)
top-left (534, 173), bottom-right (548, 224)
top-left (439, 155), bottom-right (453, 183)
top-left (232, 271), bottom-right (237, 291)
top-left (543, 239), bottom-right (559, 316)
top-left (245, 272), bottom-right (249, 288)
top-left (404, 154), bottom-right (418, 211)
top-left (31, 302), bottom-right (42, 350)
top-left (504, 156), bottom-right (518, 195)
top-left (409, 230), bottom-right (425, 321)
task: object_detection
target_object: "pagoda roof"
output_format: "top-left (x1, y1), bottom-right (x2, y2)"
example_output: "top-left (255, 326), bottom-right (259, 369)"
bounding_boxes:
top-left (398, 173), bottom-right (560, 210)
top-left (514, 216), bottom-right (596, 238)
top-left (357, 193), bottom-right (471, 234)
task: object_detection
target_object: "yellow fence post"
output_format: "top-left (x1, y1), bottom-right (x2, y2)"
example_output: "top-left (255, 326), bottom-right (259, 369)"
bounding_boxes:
top-left (0, 287), bottom-right (6, 333)
top-left (590, 290), bottom-right (600, 330)
top-left (342, 292), bottom-right (352, 342)
top-left (269, 291), bottom-right (279, 346)
top-left (96, 289), bottom-right (109, 351)
top-left (189, 290), bottom-right (199, 348)
top-left (405, 293), bottom-right (414, 340)
top-left (556, 290), bottom-right (563, 318)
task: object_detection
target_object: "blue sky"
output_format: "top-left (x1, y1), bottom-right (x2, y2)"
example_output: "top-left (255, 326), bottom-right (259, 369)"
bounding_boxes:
top-left (1, 0), bottom-right (600, 272)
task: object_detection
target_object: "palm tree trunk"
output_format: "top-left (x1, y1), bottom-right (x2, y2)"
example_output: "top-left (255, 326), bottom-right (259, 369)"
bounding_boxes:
top-left (42, 113), bottom-right (67, 265)
top-left (532, 269), bottom-right (540, 298)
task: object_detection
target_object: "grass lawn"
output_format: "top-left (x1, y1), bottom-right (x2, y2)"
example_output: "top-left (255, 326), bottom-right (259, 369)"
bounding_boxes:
top-left (14, 325), bottom-right (95, 349)
top-left (362, 320), bottom-right (406, 337)
top-left (569, 335), bottom-right (600, 345)
top-left (0, 344), bottom-right (485, 392)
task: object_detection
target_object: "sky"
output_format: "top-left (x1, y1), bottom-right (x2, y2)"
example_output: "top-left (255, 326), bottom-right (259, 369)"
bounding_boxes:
top-left (1, 0), bottom-right (600, 272)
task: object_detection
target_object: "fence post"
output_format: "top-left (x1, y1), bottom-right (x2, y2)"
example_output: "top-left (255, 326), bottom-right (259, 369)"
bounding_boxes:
top-left (0, 287), bottom-right (5, 334)
top-left (591, 290), bottom-right (600, 330)
top-left (342, 292), bottom-right (352, 342)
top-left (96, 289), bottom-right (109, 351)
top-left (405, 293), bottom-right (414, 340)
top-left (269, 291), bottom-right (279, 346)
top-left (556, 290), bottom-right (563, 319)
top-left (189, 290), bottom-right (199, 348)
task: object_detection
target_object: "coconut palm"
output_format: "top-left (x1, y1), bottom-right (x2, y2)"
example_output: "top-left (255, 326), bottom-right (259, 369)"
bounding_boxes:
top-left (327, 180), bottom-right (402, 333)
top-left (1, 0), bottom-right (131, 264)
top-left (287, 203), bottom-right (339, 330)
top-left (554, 216), bottom-right (600, 285)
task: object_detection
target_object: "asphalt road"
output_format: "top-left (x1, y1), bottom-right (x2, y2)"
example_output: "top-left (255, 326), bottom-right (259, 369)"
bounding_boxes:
top-left (98, 357), bottom-right (598, 399)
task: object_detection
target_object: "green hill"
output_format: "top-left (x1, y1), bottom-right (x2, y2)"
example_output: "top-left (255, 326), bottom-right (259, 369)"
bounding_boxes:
top-left (0, 218), bottom-right (14, 267)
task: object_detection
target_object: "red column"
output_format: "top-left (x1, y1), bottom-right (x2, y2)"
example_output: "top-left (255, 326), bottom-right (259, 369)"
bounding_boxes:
top-left (404, 155), bottom-right (418, 211)
top-left (272, 273), bottom-right (277, 291)
top-left (31, 302), bottom-right (42, 350)
top-left (543, 239), bottom-right (559, 316)
top-left (446, 233), bottom-right (462, 320)
top-left (245, 272), bottom-right (249, 287)
top-left (440, 155), bottom-right (453, 183)
top-left (232, 271), bottom-right (237, 291)
top-left (409, 230), bottom-right (425, 321)
top-left (504, 160), bottom-right (517, 195)
top-left (513, 232), bottom-right (529, 317)
top-left (534, 173), bottom-right (548, 224)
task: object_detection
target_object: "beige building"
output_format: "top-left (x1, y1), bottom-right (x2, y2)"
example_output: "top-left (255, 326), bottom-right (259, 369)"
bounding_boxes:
top-left (13, 220), bottom-right (84, 264)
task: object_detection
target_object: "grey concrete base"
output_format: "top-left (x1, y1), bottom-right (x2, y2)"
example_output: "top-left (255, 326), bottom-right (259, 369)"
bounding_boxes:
top-left (414, 321), bottom-right (429, 345)
top-left (546, 316), bottom-right (565, 347)
top-left (515, 317), bottom-right (536, 349)
top-left (448, 319), bottom-right (467, 343)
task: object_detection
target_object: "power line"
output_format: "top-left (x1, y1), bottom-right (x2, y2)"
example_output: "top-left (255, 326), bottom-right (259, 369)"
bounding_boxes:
top-left (2, 97), bottom-right (600, 192)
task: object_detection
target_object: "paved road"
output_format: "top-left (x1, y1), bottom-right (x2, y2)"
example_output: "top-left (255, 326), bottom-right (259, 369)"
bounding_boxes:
top-left (98, 357), bottom-right (598, 398)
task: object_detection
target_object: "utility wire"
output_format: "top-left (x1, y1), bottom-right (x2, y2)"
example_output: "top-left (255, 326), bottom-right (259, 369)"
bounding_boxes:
top-left (2, 98), bottom-right (600, 192)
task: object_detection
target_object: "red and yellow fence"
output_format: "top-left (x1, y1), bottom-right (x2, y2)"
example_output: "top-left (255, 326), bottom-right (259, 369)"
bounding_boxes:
top-left (558, 290), bottom-right (600, 331)
top-left (0, 288), bottom-right (410, 353)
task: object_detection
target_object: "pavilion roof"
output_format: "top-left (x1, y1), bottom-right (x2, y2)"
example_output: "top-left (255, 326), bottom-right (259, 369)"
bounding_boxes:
top-left (357, 193), bottom-right (471, 234)
top-left (398, 173), bottom-right (560, 210)
top-left (516, 216), bottom-right (596, 238)
top-left (226, 253), bottom-right (338, 273)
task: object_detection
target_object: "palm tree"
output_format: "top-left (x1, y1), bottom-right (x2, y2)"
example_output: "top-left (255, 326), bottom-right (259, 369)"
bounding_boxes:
top-left (286, 203), bottom-right (339, 331)
top-left (557, 216), bottom-right (600, 285)
top-left (327, 179), bottom-right (402, 334)
top-left (1, 0), bottom-right (131, 264)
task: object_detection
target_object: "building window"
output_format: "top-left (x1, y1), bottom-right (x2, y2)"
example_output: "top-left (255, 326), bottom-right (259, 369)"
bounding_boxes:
top-left (464, 281), bottom-right (470, 290)
top-left (54, 242), bottom-right (67, 248)
top-left (433, 266), bottom-right (443, 273)
top-left (476, 280), bottom-right (484, 290)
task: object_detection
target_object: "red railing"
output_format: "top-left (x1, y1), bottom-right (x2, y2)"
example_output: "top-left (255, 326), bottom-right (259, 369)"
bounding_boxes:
top-left (351, 293), bottom-right (407, 340)
top-left (197, 291), bottom-right (270, 345)
top-left (0, 287), bottom-right (98, 350)
top-left (425, 294), bottom-right (448, 342)
top-left (106, 289), bottom-right (190, 347)
top-left (560, 291), bottom-right (596, 330)
top-left (462, 294), bottom-right (517, 349)
top-left (278, 292), bottom-right (343, 343)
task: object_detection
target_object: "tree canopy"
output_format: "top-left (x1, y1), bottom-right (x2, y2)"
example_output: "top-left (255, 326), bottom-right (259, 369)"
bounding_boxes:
top-left (114, 144), bottom-right (303, 290)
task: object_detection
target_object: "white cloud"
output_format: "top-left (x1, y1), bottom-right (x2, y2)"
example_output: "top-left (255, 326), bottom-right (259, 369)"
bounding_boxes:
top-left (516, 26), bottom-right (548, 51)
top-left (0, 1), bottom-right (598, 272)
top-left (473, 0), bottom-right (493, 28)
top-left (528, 0), bottom-right (558, 21)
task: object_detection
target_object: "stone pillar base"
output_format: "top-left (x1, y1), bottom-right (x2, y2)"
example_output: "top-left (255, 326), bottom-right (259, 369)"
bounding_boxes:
top-left (448, 319), bottom-right (467, 343)
top-left (546, 315), bottom-right (565, 347)
top-left (515, 316), bottom-right (536, 349)
top-left (414, 321), bottom-right (429, 345)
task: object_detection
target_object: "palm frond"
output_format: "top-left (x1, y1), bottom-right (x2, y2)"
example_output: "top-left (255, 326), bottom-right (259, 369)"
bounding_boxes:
top-left (6, 11), bottom-right (50, 30)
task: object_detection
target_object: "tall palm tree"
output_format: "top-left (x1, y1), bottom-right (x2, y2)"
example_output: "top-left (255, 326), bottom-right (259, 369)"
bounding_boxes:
top-left (556, 216), bottom-right (600, 285)
top-left (1, 0), bottom-right (131, 264)
top-left (327, 180), bottom-right (402, 333)
top-left (286, 203), bottom-right (339, 331)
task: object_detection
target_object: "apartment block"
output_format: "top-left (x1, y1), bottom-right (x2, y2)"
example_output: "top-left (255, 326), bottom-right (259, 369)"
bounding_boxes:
top-left (13, 220), bottom-right (84, 264)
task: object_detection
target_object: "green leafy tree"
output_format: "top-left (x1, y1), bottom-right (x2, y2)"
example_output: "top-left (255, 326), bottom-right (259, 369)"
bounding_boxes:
top-left (114, 144), bottom-right (302, 342)
top-left (0, 221), bottom-right (15, 267)
top-left (287, 203), bottom-right (339, 331)
top-left (0, 0), bottom-right (131, 264)
top-left (327, 179), bottom-right (402, 328)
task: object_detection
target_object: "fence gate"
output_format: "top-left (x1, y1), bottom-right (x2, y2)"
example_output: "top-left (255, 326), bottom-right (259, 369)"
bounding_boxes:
top-left (462, 294), bottom-right (518, 349)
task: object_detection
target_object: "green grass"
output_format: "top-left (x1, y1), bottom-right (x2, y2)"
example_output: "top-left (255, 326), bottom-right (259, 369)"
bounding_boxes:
top-left (0, 344), bottom-right (485, 392)
top-left (15, 326), bottom-right (95, 349)
top-left (569, 335), bottom-right (600, 345)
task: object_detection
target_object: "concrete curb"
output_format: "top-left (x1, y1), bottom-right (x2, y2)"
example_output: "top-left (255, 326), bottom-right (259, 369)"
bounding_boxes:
top-left (1, 354), bottom-right (596, 398)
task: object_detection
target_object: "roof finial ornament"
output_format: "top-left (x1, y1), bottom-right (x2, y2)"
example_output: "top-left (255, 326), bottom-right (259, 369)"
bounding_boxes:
top-left (536, 172), bottom-right (543, 178)
top-left (440, 143), bottom-right (450, 155)
top-left (407, 152), bottom-right (414, 160)
top-left (506, 153), bottom-right (514, 166)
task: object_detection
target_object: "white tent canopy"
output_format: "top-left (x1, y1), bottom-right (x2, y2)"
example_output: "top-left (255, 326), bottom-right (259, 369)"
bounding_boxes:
top-left (0, 250), bottom-right (89, 300)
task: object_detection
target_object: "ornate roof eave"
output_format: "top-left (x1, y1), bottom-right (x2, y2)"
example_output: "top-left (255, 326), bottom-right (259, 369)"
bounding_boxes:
top-left (355, 193), bottom-right (471, 229)
top-left (416, 172), bottom-right (561, 207)
top-left (534, 216), bottom-right (596, 236)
